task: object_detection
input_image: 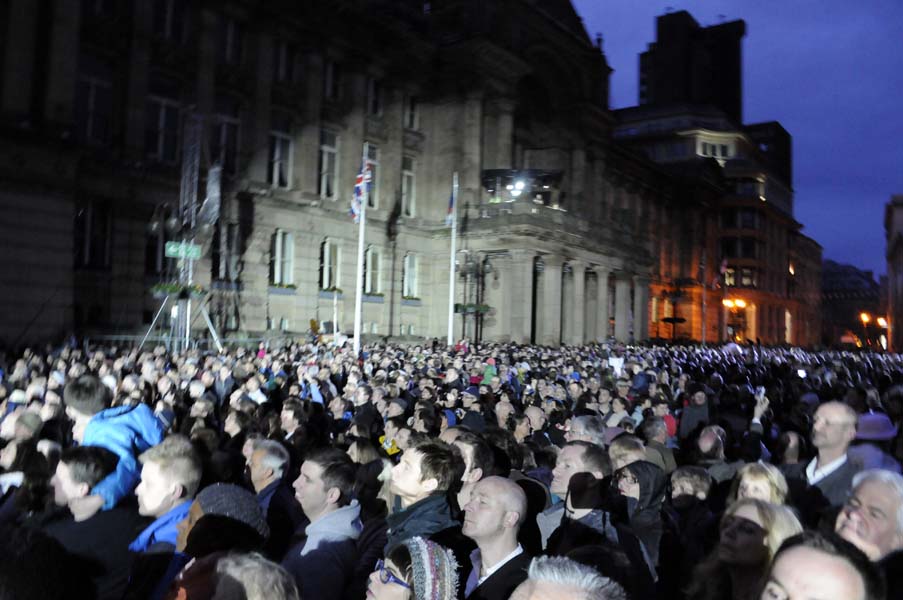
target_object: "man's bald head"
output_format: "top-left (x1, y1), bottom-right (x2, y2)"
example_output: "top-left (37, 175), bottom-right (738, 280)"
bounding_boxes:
top-left (463, 476), bottom-right (528, 543)
top-left (482, 476), bottom-right (528, 526)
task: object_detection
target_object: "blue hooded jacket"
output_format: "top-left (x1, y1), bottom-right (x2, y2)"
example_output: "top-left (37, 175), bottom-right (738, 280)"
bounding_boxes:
top-left (128, 500), bottom-right (191, 553)
top-left (83, 403), bottom-right (165, 510)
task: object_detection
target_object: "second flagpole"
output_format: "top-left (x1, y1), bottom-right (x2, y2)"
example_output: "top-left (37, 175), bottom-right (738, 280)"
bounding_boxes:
top-left (353, 142), bottom-right (368, 357)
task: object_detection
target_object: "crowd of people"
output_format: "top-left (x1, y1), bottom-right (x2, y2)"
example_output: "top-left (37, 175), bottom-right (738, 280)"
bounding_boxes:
top-left (0, 337), bottom-right (902, 600)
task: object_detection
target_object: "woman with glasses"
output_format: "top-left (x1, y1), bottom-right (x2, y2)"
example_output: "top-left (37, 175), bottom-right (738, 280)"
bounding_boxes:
top-left (367, 537), bottom-right (458, 600)
top-left (685, 498), bottom-right (802, 600)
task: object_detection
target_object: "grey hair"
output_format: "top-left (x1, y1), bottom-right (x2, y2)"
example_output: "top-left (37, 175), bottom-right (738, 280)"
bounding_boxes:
top-left (525, 556), bottom-right (627, 600)
top-left (570, 415), bottom-right (606, 446)
top-left (255, 439), bottom-right (290, 480)
top-left (215, 552), bottom-right (299, 600)
top-left (188, 380), bottom-right (206, 398)
top-left (851, 469), bottom-right (903, 533)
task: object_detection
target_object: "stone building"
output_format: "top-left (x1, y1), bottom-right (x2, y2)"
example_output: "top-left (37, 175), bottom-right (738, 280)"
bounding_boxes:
top-left (0, 0), bottom-right (683, 346)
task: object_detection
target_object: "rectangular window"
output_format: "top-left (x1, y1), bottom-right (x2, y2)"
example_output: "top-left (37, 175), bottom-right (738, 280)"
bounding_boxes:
top-left (145, 96), bottom-right (180, 163)
top-left (272, 41), bottom-right (298, 84)
top-left (740, 237), bottom-right (757, 259)
top-left (367, 78), bottom-right (383, 116)
top-left (218, 16), bottom-right (243, 65)
top-left (403, 253), bottom-right (418, 298)
top-left (720, 144), bottom-right (729, 158)
top-left (724, 267), bottom-right (736, 287)
top-left (268, 111), bottom-right (293, 189)
top-left (152, 0), bottom-right (187, 41)
top-left (318, 129), bottom-right (339, 200)
top-left (402, 155), bottom-right (416, 217)
top-left (210, 222), bottom-right (239, 281)
top-left (145, 226), bottom-right (176, 276)
top-left (739, 209), bottom-right (758, 230)
top-left (319, 239), bottom-right (340, 289)
top-left (740, 268), bottom-right (757, 287)
top-left (651, 297), bottom-right (659, 323)
top-left (366, 144), bottom-right (379, 209)
top-left (210, 97), bottom-right (241, 175)
top-left (721, 237), bottom-right (737, 259)
top-left (365, 246), bottom-right (381, 294)
top-left (404, 95), bottom-right (419, 130)
top-left (74, 199), bottom-right (113, 269)
top-left (75, 75), bottom-right (112, 145)
top-left (324, 60), bottom-right (342, 101)
top-left (721, 209), bottom-right (736, 229)
top-left (269, 229), bottom-right (294, 285)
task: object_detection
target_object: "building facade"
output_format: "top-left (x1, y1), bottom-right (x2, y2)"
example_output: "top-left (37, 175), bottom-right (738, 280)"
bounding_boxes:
top-left (884, 195), bottom-right (903, 350)
top-left (614, 12), bottom-right (822, 346)
top-left (1, 0), bottom-right (684, 346)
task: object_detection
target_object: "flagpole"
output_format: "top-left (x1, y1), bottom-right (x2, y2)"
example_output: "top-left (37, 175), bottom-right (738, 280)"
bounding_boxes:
top-left (333, 289), bottom-right (339, 348)
top-left (447, 172), bottom-right (458, 347)
top-left (353, 142), bottom-right (368, 357)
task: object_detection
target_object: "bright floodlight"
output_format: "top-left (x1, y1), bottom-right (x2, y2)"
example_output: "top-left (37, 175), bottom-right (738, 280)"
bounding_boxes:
top-left (514, 180), bottom-right (525, 191)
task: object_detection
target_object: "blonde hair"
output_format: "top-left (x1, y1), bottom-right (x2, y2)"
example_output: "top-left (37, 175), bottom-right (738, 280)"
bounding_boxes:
top-left (723, 498), bottom-right (802, 562)
top-left (728, 462), bottom-right (790, 505)
top-left (686, 499), bottom-right (802, 600)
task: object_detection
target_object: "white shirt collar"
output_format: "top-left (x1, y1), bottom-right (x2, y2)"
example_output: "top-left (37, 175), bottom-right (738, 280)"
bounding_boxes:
top-left (805, 453), bottom-right (848, 485)
top-left (479, 545), bottom-right (524, 584)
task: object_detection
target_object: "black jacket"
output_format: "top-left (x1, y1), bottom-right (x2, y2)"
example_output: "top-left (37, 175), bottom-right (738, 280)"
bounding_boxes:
top-left (467, 551), bottom-right (531, 600)
top-left (40, 504), bottom-right (149, 600)
top-left (258, 479), bottom-right (308, 561)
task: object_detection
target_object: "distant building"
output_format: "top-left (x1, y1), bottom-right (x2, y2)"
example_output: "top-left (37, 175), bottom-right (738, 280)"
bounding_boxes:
top-left (822, 260), bottom-right (881, 347)
top-left (639, 11), bottom-right (745, 125)
top-left (885, 195), bottom-right (903, 350)
top-left (615, 12), bottom-right (822, 346)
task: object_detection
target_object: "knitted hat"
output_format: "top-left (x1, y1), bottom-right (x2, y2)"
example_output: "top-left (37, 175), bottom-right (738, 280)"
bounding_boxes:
top-left (196, 483), bottom-right (269, 539)
top-left (402, 537), bottom-right (459, 600)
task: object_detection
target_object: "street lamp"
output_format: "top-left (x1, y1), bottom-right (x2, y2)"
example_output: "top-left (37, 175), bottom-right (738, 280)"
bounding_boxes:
top-left (877, 317), bottom-right (888, 328)
top-left (860, 312), bottom-right (871, 346)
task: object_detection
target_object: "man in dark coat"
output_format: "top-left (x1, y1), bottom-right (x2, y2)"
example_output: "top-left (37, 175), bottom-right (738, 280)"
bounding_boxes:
top-left (40, 446), bottom-right (149, 600)
top-left (782, 401), bottom-right (862, 525)
top-left (248, 439), bottom-right (308, 560)
top-left (462, 476), bottom-right (532, 600)
top-left (282, 449), bottom-right (359, 600)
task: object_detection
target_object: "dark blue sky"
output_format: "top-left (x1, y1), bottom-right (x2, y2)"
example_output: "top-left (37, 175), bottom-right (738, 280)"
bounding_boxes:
top-left (572, 0), bottom-right (903, 277)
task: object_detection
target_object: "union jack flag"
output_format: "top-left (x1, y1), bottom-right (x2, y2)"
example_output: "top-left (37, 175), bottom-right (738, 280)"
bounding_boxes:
top-left (350, 159), bottom-right (371, 224)
top-left (445, 191), bottom-right (455, 227)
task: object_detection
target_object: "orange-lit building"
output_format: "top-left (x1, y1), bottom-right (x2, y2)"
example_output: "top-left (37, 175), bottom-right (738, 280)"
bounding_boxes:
top-left (614, 10), bottom-right (822, 345)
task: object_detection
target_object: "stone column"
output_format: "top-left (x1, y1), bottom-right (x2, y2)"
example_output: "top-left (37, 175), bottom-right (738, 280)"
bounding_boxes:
top-left (565, 261), bottom-right (586, 345)
top-left (494, 98), bottom-right (515, 169)
top-left (595, 267), bottom-right (610, 341)
top-left (508, 250), bottom-right (535, 344)
top-left (614, 271), bottom-right (632, 342)
top-left (633, 275), bottom-right (650, 342)
top-left (537, 255), bottom-right (564, 346)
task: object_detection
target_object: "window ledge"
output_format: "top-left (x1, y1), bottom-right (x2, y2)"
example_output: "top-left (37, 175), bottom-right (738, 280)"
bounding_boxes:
top-left (363, 294), bottom-right (384, 304)
top-left (319, 289), bottom-right (344, 300)
top-left (268, 286), bottom-right (296, 296)
top-left (402, 298), bottom-right (422, 307)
